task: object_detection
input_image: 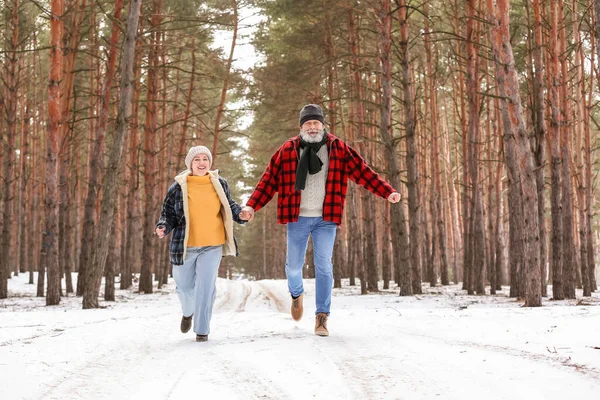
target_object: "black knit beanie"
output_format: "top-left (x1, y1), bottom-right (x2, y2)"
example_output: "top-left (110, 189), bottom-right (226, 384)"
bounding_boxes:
top-left (299, 104), bottom-right (325, 127)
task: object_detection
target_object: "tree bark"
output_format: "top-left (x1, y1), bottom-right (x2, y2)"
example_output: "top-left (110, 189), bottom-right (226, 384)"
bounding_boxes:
top-left (487, 0), bottom-right (542, 306)
top-left (558, 0), bottom-right (576, 299)
top-left (466, 0), bottom-right (486, 295)
top-left (211, 0), bottom-right (238, 165)
top-left (140, 0), bottom-right (163, 294)
top-left (424, 2), bottom-right (450, 287)
top-left (572, 0), bottom-right (591, 297)
top-left (529, 0), bottom-right (548, 297)
top-left (396, 0), bottom-right (420, 295)
top-left (0, 0), bottom-right (20, 298)
top-left (83, 0), bottom-right (142, 309)
top-left (548, 0), bottom-right (564, 300)
top-left (375, 0), bottom-right (411, 295)
top-left (19, 61), bottom-right (31, 281)
top-left (78, 0), bottom-right (124, 296)
top-left (44, 0), bottom-right (65, 306)
top-left (123, 22), bottom-right (144, 290)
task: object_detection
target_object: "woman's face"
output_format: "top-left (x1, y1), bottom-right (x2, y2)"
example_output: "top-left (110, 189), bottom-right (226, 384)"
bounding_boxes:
top-left (191, 154), bottom-right (210, 176)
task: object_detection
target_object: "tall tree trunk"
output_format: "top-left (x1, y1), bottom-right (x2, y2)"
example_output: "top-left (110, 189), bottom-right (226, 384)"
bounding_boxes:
top-left (78, 0), bottom-right (124, 296)
top-left (453, 0), bottom-right (467, 283)
top-left (375, 0), bottom-right (411, 295)
top-left (32, 30), bottom-right (43, 290)
top-left (572, 0), bottom-right (591, 297)
top-left (424, 2), bottom-right (449, 287)
top-left (60, 0), bottom-right (85, 295)
top-left (177, 40), bottom-right (196, 164)
top-left (494, 145), bottom-right (506, 290)
top-left (466, 0), bottom-right (486, 295)
top-left (442, 108), bottom-right (461, 283)
top-left (346, 56), bottom-right (357, 288)
top-left (487, 0), bottom-right (542, 306)
top-left (0, 0), bottom-right (20, 298)
top-left (548, 0), bottom-right (564, 300)
top-left (348, 10), bottom-right (367, 294)
top-left (123, 24), bottom-right (144, 290)
top-left (140, 0), bottom-right (163, 294)
top-left (529, 0), bottom-right (548, 297)
top-left (60, 141), bottom-right (73, 294)
top-left (364, 98), bottom-right (379, 292)
top-left (44, 0), bottom-right (65, 305)
top-left (397, 0), bottom-right (420, 294)
top-left (83, 0), bottom-right (141, 308)
top-left (586, 14), bottom-right (596, 293)
top-left (19, 62), bottom-right (31, 279)
top-left (558, 0), bottom-right (575, 299)
top-left (211, 0), bottom-right (238, 165)
top-left (485, 80), bottom-right (496, 295)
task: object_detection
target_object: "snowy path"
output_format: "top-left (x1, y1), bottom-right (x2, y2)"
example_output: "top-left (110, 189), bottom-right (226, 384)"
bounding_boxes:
top-left (1, 275), bottom-right (600, 400)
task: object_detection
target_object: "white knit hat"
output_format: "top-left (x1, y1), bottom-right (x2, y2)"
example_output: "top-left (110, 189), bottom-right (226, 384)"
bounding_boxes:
top-left (185, 146), bottom-right (213, 170)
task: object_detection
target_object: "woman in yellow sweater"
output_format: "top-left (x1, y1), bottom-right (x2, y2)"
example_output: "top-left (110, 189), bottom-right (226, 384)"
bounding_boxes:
top-left (155, 146), bottom-right (248, 342)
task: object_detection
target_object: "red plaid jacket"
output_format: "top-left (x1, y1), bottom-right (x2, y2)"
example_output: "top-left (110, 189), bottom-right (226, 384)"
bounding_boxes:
top-left (246, 133), bottom-right (396, 225)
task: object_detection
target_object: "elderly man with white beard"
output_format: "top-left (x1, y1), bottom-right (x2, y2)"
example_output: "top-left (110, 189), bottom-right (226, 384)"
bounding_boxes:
top-left (242, 104), bottom-right (400, 336)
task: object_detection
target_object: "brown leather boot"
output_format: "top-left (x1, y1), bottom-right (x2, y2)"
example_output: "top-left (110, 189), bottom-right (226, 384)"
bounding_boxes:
top-left (314, 313), bottom-right (329, 336)
top-left (181, 315), bottom-right (193, 333)
top-left (291, 294), bottom-right (304, 321)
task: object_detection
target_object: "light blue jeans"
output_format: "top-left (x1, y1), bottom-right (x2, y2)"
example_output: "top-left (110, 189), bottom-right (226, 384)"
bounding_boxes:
top-left (286, 217), bottom-right (337, 315)
top-left (173, 246), bottom-right (222, 335)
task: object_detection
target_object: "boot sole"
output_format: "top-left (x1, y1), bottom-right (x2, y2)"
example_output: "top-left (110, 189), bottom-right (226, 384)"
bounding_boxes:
top-left (291, 311), bottom-right (303, 321)
top-left (315, 330), bottom-right (329, 337)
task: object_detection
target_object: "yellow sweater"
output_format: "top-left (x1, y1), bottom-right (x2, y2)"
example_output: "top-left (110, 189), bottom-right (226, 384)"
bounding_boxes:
top-left (186, 175), bottom-right (225, 247)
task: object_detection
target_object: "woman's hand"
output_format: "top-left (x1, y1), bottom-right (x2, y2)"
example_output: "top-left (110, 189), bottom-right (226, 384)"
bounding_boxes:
top-left (240, 206), bottom-right (255, 221)
top-left (155, 227), bottom-right (166, 239)
top-left (387, 192), bottom-right (401, 203)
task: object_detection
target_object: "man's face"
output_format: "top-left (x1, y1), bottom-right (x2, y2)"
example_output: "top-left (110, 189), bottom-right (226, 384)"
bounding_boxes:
top-left (300, 120), bottom-right (324, 143)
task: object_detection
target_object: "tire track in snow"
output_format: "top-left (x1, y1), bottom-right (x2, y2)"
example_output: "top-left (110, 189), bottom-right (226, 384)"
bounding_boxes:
top-left (257, 281), bottom-right (288, 313)
top-left (200, 348), bottom-right (290, 400)
top-left (311, 335), bottom-right (385, 399)
top-left (0, 312), bottom-right (172, 347)
top-left (236, 281), bottom-right (252, 312)
top-left (394, 327), bottom-right (600, 382)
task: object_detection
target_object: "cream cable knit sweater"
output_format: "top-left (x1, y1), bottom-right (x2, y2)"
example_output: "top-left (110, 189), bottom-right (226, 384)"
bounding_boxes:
top-left (299, 145), bottom-right (329, 217)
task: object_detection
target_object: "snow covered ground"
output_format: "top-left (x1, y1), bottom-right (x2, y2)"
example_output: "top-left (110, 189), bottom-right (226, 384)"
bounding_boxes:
top-left (1, 273), bottom-right (599, 400)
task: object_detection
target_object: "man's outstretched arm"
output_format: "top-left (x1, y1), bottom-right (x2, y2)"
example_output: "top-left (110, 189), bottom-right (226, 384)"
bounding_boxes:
top-left (345, 143), bottom-right (400, 202)
top-left (244, 147), bottom-right (283, 218)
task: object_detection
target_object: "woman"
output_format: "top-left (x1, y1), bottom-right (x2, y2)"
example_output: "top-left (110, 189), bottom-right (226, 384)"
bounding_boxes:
top-left (155, 145), bottom-right (247, 342)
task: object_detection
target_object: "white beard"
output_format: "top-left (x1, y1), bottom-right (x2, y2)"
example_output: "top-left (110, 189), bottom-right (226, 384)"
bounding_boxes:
top-left (300, 129), bottom-right (325, 143)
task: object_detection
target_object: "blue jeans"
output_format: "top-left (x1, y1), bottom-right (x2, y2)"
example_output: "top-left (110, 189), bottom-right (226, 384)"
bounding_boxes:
top-left (172, 246), bottom-right (223, 335)
top-left (286, 217), bottom-right (337, 315)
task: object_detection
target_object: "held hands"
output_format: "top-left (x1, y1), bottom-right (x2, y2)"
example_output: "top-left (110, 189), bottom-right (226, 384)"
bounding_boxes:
top-left (387, 192), bottom-right (401, 203)
top-left (239, 206), bottom-right (255, 221)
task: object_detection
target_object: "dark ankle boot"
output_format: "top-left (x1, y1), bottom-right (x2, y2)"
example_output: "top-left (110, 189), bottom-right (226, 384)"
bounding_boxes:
top-left (181, 315), bottom-right (193, 333)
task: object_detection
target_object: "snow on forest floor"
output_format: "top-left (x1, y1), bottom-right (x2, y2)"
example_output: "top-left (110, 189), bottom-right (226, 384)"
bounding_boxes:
top-left (1, 273), bottom-right (600, 400)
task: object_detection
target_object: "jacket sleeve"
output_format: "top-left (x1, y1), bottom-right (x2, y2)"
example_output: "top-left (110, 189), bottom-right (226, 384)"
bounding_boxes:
top-left (245, 146), bottom-right (282, 212)
top-left (345, 143), bottom-right (395, 200)
top-left (156, 183), bottom-right (178, 235)
top-left (219, 177), bottom-right (246, 225)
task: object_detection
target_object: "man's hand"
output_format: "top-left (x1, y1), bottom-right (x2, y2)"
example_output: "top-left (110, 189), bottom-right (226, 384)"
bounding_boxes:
top-left (240, 206), bottom-right (255, 221)
top-left (387, 192), bottom-right (401, 203)
top-left (155, 226), bottom-right (166, 239)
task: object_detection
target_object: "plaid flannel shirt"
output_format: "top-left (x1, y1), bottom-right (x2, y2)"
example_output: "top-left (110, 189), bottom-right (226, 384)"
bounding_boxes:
top-left (246, 133), bottom-right (396, 225)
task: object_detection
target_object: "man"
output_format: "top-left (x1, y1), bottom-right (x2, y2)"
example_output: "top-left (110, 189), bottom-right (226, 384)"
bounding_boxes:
top-left (243, 104), bottom-right (400, 336)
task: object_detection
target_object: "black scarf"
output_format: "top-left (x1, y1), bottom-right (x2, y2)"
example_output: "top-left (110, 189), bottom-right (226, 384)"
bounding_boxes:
top-left (295, 133), bottom-right (327, 191)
